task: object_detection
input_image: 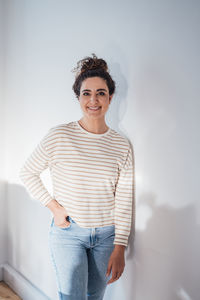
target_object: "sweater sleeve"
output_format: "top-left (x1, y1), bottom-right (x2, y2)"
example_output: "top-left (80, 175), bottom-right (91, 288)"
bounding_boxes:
top-left (19, 130), bottom-right (54, 207)
top-left (114, 143), bottom-right (134, 247)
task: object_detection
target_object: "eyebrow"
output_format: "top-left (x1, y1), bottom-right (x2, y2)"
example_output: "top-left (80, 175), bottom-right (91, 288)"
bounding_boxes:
top-left (81, 88), bottom-right (107, 93)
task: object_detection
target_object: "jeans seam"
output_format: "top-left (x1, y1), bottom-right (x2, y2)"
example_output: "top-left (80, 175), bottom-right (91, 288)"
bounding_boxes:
top-left (49, 245), bottom-right (63, 300)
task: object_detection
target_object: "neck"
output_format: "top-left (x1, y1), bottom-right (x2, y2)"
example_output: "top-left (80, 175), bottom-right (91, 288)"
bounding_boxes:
top-left (78, 117), bottom-right (109, 134)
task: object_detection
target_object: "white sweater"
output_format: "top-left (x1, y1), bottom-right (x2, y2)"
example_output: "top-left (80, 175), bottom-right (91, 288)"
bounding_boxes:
top-left (19, 120), bottom-right (134, 247)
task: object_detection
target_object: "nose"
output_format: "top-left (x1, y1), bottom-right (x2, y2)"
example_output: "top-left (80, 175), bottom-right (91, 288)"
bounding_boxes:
top-left (90, 94), bottom-right (98, 103)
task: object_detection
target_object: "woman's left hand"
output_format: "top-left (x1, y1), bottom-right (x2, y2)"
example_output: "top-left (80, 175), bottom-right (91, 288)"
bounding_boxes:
top-left (106, 247), bottom-right (125, 284)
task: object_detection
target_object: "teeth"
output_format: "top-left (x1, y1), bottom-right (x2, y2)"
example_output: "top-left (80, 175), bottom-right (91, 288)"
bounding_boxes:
top-left (88, 107), bottom-right (101, 110)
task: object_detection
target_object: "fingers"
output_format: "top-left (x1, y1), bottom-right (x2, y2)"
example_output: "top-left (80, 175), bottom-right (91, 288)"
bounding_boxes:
top-left (58, 220), bottom-right (70, 228)
top-left (106, 255), bottom-right (125, 285)
top-left (53, 214), bottom-right (70, 228)
top-left (106, 262), bottom-right (112, 278)
top-left (54, 217), bottom-right (71, 228)
top-left (106, 266), bottom-right (123, 284)
top-left (107, 271), bottom-right (122, 284)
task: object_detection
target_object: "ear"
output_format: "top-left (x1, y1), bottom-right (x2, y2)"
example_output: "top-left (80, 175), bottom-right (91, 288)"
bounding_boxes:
top-left (109, 94), bottom-right (114, 104)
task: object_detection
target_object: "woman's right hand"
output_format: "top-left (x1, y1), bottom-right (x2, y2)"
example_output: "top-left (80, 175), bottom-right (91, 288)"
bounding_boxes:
top-left (53, 206), bottom-right (70, 228)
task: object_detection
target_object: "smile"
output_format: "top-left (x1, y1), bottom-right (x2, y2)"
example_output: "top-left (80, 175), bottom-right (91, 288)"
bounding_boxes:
top-left (87, 106), bottom-right (101, 111)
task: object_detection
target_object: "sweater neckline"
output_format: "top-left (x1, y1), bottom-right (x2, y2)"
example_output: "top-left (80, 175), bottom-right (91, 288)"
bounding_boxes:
top-left (75, 120), bottom-right (111, 138)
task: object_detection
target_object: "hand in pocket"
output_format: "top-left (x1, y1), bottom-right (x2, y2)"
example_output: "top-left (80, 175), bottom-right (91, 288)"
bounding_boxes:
top-left (53, 206), bottom-right (70, 228)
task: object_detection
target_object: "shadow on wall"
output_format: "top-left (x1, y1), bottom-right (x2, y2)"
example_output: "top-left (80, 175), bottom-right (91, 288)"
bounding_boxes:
top-left (120, 192), bottom-right (199, 300)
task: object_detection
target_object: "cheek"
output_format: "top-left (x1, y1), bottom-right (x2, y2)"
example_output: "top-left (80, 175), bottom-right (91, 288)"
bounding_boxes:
top-left (79, 99), bottom-right (87, 107)
top-left (102, 101), bottom-right (110, 108)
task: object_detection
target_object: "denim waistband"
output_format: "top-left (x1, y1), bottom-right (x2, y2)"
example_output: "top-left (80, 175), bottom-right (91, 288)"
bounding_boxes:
top-left (67, 215), bottom-right (115, 228)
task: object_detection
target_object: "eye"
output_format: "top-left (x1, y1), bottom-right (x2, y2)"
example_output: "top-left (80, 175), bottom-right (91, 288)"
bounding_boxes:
top-left (83, 92), bottom-right (90, 96)
top-left (98, 92), bottom-right (105, 96)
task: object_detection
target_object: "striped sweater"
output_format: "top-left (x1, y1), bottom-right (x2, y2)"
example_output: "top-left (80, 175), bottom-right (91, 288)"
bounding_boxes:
top-left (19, 120), bottom-right (134, 246)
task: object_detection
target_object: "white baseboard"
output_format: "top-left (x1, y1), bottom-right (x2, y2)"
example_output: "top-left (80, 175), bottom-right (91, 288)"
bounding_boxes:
top-left (0, 263), bottom-right (50, 300)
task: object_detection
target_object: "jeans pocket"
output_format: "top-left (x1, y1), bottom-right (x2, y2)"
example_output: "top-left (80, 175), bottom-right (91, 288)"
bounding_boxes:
top-left (52, 217), bottom-right (72, 230)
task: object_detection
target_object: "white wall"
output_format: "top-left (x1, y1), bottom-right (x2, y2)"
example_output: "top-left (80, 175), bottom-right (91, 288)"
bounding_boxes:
top-left (2, 0), bottom-right (200, 299)
top-left (0, 0), bottom-right (7, 269)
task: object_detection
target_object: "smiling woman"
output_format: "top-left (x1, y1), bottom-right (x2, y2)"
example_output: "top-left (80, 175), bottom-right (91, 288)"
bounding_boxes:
top-left (72, 53), bottom-right (115, 134)
top-left (19, 53), bottom-right (135, 300)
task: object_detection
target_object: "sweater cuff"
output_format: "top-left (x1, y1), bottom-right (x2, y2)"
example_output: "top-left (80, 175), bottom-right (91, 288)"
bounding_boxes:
top-left (113, 235), bottom-right (128, 247)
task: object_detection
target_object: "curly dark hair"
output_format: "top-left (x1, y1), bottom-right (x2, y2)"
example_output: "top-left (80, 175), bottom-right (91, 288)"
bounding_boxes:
top-left (71, 53), bottom-right (116, 99)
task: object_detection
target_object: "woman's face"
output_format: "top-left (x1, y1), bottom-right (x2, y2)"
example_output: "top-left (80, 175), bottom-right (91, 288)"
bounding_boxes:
top-left (78, 76), bottom-right (113, 120)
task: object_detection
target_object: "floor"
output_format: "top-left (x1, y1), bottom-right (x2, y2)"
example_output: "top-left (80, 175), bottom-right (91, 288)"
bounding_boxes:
top-left (0, 281), bottom-right (22, 300)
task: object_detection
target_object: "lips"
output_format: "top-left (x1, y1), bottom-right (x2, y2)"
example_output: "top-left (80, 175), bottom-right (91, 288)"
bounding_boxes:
top-left (87, 106), bottom-right (101, 110)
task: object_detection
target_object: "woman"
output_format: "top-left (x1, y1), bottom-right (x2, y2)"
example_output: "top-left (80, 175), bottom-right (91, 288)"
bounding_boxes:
top-left (19, 53), bottom-right (134, 300)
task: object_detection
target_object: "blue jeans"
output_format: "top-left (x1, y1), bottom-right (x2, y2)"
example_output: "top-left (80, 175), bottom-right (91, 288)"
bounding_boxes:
top-left (48, 215), bottom-right (115, 300)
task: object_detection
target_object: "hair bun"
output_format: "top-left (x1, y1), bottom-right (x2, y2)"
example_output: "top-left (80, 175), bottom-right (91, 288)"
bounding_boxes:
top-left (72, 53), bottom-right (108, 77)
